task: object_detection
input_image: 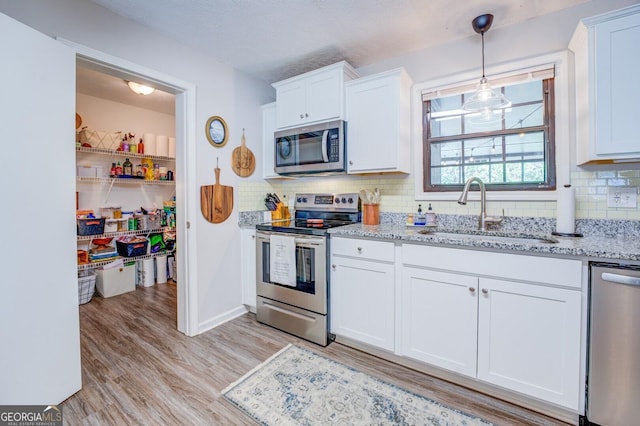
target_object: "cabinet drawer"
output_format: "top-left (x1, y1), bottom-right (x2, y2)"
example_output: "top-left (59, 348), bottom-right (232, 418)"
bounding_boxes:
top-left (402, 244), bottom-right (582, 289)
top-left (331, 237), bottom-right (394, 262)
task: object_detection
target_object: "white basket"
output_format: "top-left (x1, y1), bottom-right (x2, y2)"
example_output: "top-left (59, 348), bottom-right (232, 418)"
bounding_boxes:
top-left (78, 129), bottom-right (122, 150)
top-left (78, 271), bottom-right (96, 304)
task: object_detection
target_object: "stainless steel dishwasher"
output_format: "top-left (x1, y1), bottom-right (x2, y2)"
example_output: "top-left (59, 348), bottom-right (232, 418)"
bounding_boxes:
top-left (586, 263), bottom-right (640, 425)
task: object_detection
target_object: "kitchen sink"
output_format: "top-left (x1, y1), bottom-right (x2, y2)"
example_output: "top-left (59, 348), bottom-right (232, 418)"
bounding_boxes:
top-left (416, 228), bottom-right (559, 244)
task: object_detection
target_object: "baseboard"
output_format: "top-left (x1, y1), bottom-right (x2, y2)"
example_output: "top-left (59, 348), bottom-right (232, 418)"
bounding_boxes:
top-left (198, 305), bottom-right (247, 334)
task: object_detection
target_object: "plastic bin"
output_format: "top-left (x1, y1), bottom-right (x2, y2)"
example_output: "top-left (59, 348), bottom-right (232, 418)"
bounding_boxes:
top-left (77, 217), bottom-right (106, 236)
top-left (116, 239), bottom-right (148, 257)
top-left (78, 270), bottom-right (96, 304)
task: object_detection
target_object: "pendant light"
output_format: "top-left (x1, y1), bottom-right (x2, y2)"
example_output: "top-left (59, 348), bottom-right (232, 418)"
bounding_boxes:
top-left (462, 14), bottom-right (510, 113)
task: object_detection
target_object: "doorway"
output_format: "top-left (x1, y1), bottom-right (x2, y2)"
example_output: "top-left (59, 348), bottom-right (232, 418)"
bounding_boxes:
top-left (63, 38), bottom-right (199, 336)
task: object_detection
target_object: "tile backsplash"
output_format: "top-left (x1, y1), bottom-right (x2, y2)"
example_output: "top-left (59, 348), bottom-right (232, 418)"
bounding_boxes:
top-left (239, 168), bottom-right (640, 220)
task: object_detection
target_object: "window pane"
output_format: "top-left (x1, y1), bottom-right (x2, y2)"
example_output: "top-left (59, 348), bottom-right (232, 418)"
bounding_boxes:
top-left (430, 95), bottom-right (463, 137)
top-left (505, 132), bottom-right (544, 161)
top-left (431, 166), bottom-right (461, 185)
top-left (431, 141), bottom-right (462, 166)
top-left (504, 80), bottom-right (541, 104)
top-left (505, 103), bottom-right (543, 129)
top-left (464, 110), bottom-right (503, 133)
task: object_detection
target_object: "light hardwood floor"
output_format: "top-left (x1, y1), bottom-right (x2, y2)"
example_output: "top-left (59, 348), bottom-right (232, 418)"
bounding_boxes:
top-left (62, 283), bottom-right (570, 425)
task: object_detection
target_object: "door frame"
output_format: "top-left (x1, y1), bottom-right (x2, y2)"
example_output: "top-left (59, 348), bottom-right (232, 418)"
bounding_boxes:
top-left (58, 38), bottom-right (199, 336)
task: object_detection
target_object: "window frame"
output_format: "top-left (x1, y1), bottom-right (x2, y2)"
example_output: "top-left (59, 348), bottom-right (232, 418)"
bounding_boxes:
top-left (423, 78), bottom-right (557, 192)
top-left (411, 52), bottom-right (572, 202)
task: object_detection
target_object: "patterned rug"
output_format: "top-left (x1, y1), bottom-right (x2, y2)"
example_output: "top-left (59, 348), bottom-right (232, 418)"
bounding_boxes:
top-left (222, 344), bottom-right (493, 425)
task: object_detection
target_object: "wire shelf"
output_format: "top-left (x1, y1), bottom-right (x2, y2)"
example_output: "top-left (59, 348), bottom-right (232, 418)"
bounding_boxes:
top-left (77, 249), bottom-right (176, 271)
top-left (76, 146), bottom-right (174, 161)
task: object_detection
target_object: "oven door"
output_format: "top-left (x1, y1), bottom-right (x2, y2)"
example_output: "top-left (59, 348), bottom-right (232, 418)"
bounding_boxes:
top-left (256, 231), bottom-right (326, 314)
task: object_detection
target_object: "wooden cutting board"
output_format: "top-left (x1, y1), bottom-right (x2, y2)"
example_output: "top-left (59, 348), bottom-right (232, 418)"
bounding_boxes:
top-left (201, 166), bottom-right (233, 223)
top-left (231, 129), bottom-right (255, 177)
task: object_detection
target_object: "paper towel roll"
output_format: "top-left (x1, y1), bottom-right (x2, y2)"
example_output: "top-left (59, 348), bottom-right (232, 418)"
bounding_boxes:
top-left (556, 185), bottom-right (576, 234)
top-left (143, 133), bottom-right (157, 156)
top-left (140, 258), bottom-right (155, 287)
top-left (169, 137), bottom-right (176, 158)
top-left (156, 135), bottom-right (169, 157)
top-left (155, 255), bottom-right (168, 284)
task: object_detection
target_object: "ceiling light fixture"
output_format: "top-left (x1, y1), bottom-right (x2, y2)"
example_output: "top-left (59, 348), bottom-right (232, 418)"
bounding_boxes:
top-left (462, 14), bottom-right (510, 114)
top-left (126, 81), bottom-right (155, 96)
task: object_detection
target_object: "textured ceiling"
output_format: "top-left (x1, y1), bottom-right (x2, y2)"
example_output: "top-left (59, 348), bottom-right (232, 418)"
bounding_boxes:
top-left (79, 0), bottom-right (591, 114)
top-left (89, 0), bottom-right (590, 84)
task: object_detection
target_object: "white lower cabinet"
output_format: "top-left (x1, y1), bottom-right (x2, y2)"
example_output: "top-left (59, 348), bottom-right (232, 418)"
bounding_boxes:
top-left (476, 277), bottom-right (581, 409)
top-left (401, 267), bottom-right (478, 376)
top-left (330, 237), bottom-right (395, 351)
top-left (400, 243), bottom-right (582, 411)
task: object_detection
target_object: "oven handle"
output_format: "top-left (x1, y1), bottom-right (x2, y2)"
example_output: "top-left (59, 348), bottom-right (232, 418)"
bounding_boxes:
top-left (256, 232), bottom-right (325, 248)
top-left (263, 301), bottom-right (318, 322)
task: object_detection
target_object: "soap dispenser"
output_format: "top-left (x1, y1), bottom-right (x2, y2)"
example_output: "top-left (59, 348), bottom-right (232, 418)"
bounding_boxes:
top-left (426, 203), bottom-right (437, 226)
top-left (415, 204), bottom-right (426, 226)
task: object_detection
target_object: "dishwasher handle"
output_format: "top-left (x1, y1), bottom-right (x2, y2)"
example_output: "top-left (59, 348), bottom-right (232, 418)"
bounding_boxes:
top-left (601, 272), bottom-right (640, 287)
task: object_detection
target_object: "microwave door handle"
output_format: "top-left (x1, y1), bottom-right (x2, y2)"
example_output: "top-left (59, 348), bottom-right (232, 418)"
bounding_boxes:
top-left (321, 130), bottom-right (329, 163)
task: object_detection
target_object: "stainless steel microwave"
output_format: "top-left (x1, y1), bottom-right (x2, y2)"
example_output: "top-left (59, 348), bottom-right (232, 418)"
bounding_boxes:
top-left (274, 120), bottom-right (346, 175)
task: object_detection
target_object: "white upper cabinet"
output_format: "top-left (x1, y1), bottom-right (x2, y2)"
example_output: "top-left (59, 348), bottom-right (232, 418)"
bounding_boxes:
top-left (345, 68), bottom-right (412, 174)
top-left (570, 4), bottom-right (640, 164)
top-left (261, 102), bottom-right (278, 179)
top-left (273, 61), bottom-right (358, 129)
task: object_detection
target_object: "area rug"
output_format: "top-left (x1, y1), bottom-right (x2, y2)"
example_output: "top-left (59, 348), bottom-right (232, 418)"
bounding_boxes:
top-left (222, 344), bottom-right (493, 425)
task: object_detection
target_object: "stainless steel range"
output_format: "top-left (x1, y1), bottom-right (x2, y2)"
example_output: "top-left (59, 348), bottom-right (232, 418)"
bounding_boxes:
top-left (255, 193), bottom-right (361, 346)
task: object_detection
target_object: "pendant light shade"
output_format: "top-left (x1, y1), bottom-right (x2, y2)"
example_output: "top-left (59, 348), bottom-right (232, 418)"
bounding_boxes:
top-left (462, 14), bottom-right (510, 113)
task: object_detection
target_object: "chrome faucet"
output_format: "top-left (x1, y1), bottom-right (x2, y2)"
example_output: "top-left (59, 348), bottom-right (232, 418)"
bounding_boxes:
top-left (457, 176), bottom-right (502, 231)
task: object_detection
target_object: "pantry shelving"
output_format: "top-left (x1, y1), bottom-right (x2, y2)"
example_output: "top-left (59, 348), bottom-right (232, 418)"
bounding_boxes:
top-left (76, 146), bottom-right (174, 161)
top-left (76, 176), bottom-right (175, 185)
top-left (76, 226), bottom-right (174, 242)
top-left (77, 249), bottom-right (176, 272)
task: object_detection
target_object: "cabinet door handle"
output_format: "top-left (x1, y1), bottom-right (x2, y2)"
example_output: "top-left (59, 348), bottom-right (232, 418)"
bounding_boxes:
top-left (331, 264), bottom-right (336, 270)
top-left (349, 160), bottom-right (353, 165)
top-left (305, 113), bottom-right (309, 118)
top-left (357, 247), bottom-right (362, 253)
top-left (469, 287), bottom-right (475, 293)
top-left (300, 113), bottom-right (304, 119)
top-left (481, 288), bottom-right (489, 294)
top-left (251, 235), bottom-right (255, 240)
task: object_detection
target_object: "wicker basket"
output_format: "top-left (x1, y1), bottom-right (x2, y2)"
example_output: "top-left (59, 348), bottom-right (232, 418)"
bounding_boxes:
top-left (78, 271), bottom-right (96, 304)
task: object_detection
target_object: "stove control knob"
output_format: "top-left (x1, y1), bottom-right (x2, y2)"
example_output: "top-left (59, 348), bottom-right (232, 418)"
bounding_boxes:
top-left (296, 197), bottom-right (302, 203)
top-left (302, 197), bottom-right (308, 203)
top-left (347, 197), bottom-right (354, 204)
top-left (341, 197), bottom-right (347, 204)
top-left (335, 198), bottom-right (341, 204)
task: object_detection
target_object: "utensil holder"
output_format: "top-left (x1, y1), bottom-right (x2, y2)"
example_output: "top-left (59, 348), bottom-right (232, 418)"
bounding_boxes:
top-left (270, 202), bottom-right (290, 221)
top-left (363, 204), bottom-right (380, 225)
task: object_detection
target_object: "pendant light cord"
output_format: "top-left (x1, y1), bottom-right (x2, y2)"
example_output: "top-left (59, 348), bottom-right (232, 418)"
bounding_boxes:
top-left (481, 32), bottom-right (486, 79)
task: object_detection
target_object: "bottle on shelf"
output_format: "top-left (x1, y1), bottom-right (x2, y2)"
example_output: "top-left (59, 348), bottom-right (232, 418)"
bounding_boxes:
top-left (137, 138), bottom-right (144, 154)
top-left (123, 158), bottom-right (133, 176)
top-left (115, 161), bottom-right (123, 176)
top-left (109, 162), bottom-right (117, 178)
top-left (153, 163), bottom-right (160, 180)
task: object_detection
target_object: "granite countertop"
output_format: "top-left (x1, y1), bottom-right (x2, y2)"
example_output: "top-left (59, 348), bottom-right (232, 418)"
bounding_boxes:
top-left (328, 223), bottom-right (640, 262)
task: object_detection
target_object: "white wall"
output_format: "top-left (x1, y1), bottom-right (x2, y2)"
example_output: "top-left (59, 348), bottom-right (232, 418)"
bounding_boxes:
top-left (0, 0), bottom-right (273, 331)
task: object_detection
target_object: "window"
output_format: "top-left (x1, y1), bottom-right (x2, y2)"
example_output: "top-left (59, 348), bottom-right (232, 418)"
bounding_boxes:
top-left (423, 71), bottom-right (556, 192)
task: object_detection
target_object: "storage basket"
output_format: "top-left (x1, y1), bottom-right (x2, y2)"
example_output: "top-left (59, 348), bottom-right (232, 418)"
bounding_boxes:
top-left (77, 217), bottom-right (106, 236)
top-left (136, 214), bottom-right (162, 231)
top-left (78, 270), bottom-right (96, 304)
top-left (116, 239), bottom-right (149, 257)
top-left (78, 128), bottom-right (122, 150)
